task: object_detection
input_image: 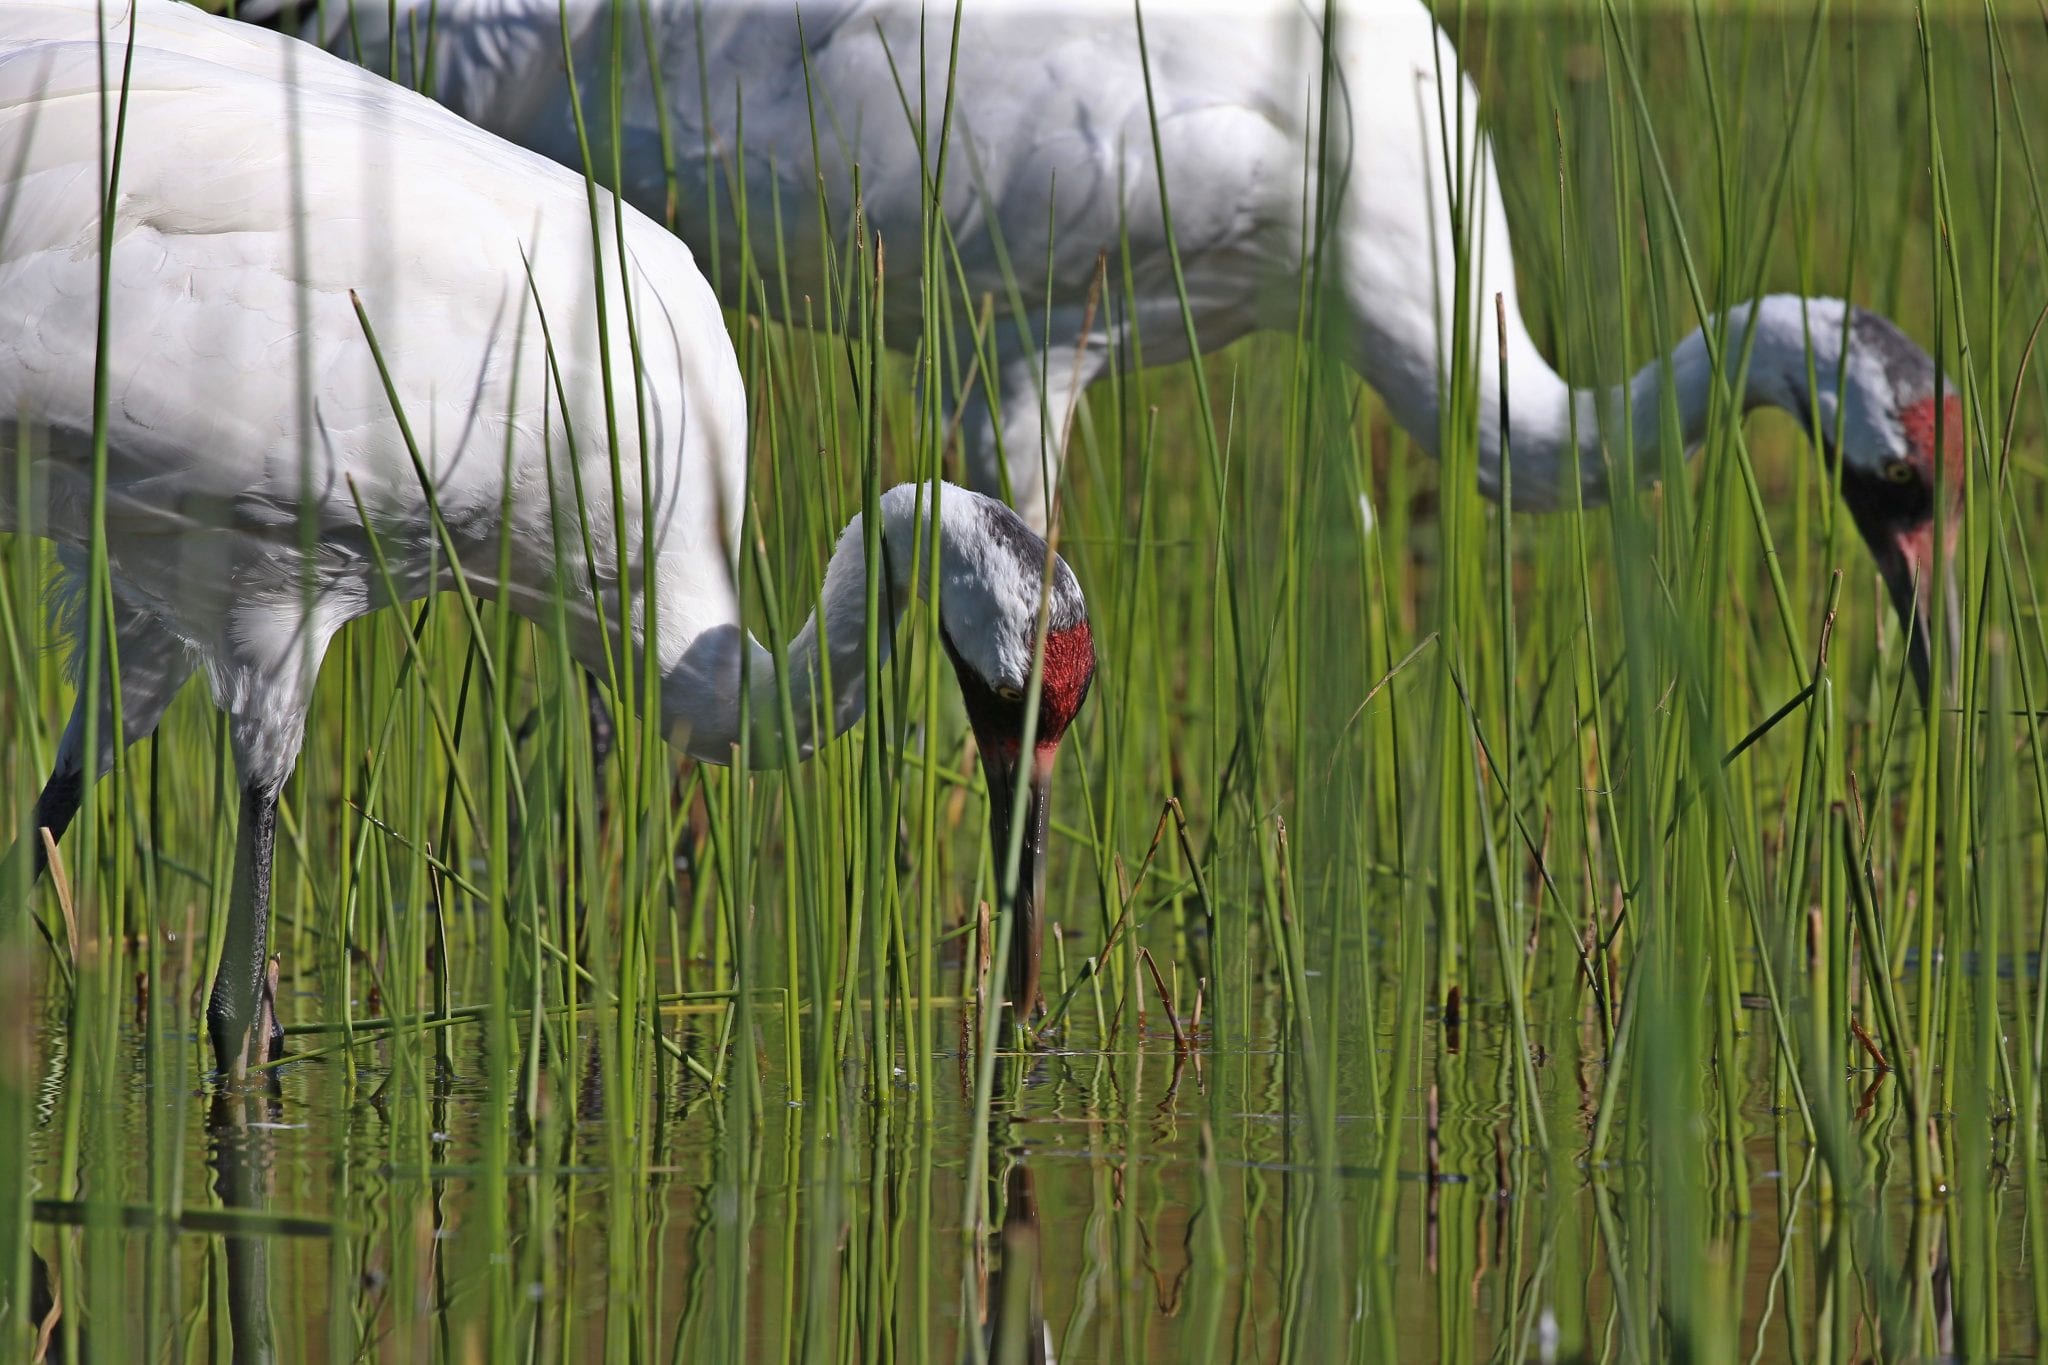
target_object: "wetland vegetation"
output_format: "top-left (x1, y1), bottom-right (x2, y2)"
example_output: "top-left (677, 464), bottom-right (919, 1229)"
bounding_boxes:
top-left (4, 3), bottom-right (2046, 1360)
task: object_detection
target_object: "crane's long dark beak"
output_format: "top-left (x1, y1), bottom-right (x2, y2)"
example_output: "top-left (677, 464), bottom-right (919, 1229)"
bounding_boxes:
top-left (978, 740), bottom-right (1054, 1017)
top-left (1869, 522), bottom-right (1956, 704)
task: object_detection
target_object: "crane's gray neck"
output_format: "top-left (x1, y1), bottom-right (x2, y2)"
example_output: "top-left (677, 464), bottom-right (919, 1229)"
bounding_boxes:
top-left (658, 485), bottom-right (948, 767)
top-left (1467, 294), bottom-right (1845, 510)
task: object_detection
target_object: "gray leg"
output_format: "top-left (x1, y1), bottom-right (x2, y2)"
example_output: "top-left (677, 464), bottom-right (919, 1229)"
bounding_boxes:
top-left (583, 667), bottom-right (615, 781)
top-left (23, 767), bottom-right (83, 880)
top-left (208, 780), bottom-right (282, 1081)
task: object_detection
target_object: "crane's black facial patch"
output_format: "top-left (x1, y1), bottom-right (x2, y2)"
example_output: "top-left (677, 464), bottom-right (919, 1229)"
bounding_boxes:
top-left (939, 617), bottom-right (1095, 756)
top-left (1838, 457), bottom-right (1936, 545)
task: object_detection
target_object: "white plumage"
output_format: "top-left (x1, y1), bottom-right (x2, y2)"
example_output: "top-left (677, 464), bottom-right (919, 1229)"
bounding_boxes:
top-left (260, 0), bottom-right (1960, 579)
top-left (0, 0), bottom-right (1094, 1075)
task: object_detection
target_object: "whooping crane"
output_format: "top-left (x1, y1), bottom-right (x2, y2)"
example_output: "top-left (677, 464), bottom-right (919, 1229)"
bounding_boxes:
top-left (0, 0), bottom-right (1095, 1078)
top-left (251, 0), bottom-right (1962, 693)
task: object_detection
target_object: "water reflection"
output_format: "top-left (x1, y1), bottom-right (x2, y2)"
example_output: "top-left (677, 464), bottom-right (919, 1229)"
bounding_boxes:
top-left (209, 1091), bottom-right (280, 1365)
top-left (982, 1156), bottom-right (1051, 1365)
top-left (15, 989), bottom-right (2047, 1359)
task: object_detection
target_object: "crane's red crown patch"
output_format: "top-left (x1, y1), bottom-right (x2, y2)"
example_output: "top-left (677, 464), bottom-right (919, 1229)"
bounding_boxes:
top-left (1036, 621), bottom-right (1096, 741)
top-left (1900, 394), bottom-right (1966, 490)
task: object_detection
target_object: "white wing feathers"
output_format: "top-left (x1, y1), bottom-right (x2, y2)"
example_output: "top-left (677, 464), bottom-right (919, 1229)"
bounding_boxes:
top-left (1, 0), bottom-right (750, 688)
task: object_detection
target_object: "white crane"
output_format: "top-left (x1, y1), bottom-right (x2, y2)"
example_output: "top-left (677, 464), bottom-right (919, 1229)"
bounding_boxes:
top-left (252, 0), bottom-right (1963, 688)
top-left (0, 0), bottom-right (1096, 1078)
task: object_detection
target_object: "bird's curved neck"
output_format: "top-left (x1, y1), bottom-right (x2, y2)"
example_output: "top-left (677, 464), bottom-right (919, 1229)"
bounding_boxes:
top-left (1459, 294), bottom-right (1833, 510)
top-left (658, 498), bottom-right (919, 767)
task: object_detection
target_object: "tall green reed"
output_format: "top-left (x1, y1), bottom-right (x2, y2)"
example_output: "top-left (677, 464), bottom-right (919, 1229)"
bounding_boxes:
top-left (10, 1), bottom-right (2048, 1359)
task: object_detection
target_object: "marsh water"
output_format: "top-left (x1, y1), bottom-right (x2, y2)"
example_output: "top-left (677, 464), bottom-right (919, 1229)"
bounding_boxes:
top-left (21, 946), bottom-right (2039, 1361)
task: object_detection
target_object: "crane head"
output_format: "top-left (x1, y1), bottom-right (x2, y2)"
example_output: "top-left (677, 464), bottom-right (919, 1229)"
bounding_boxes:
top-left (927, 494), bottom-right (1096, 1017)
top-left (1831, 309), bottom-right (1966, 702)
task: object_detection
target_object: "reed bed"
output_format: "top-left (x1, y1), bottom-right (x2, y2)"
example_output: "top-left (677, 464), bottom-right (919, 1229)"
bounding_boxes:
top-left (3, 3), bottom-right (2046, 1360)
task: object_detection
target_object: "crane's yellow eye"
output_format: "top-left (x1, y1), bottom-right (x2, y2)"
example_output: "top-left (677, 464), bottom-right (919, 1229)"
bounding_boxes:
top-left (1882, 458), bottom-right (1917, 484)
top-left (996, 684), bottom-right (1025, 702)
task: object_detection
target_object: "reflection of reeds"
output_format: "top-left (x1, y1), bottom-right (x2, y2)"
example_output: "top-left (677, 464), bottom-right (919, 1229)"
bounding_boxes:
top-left (2, 2), bottom-right (2045, 1359)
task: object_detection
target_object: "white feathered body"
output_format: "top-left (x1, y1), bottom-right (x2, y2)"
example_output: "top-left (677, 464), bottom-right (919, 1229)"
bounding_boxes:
top-left (347, 0), bottom-right (1337, 323)
top-left (294, 0), bottom-right (1562, 508)
top-left (0, 0), bottom-right (749, 760)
